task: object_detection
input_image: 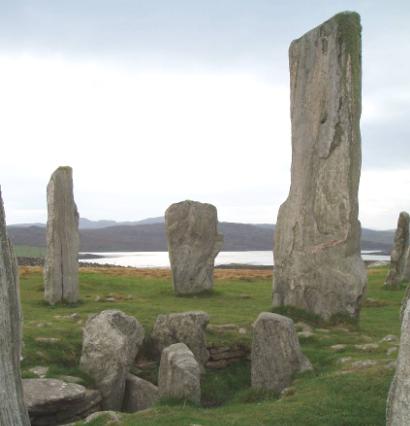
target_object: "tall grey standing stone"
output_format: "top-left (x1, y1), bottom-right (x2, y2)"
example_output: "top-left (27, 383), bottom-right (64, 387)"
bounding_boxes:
top-left (387, 299), bottom-right (410, 425)
top-left (165, 200), bottom-right (223, 295)
top-left (158, 343), bottom-right (201, 404)
top-left (273, 12), bottom-right (367, 320)
top-left (79, 310), bottom-right (145, 410)
top-left (44, 166), bottom-right (80, 304)
top-left (0, 187), bottom-right (31, 426)
top-left (251, 313), bottom-right (312, 393)
top-left (385, 211), bottom-right (410, 289)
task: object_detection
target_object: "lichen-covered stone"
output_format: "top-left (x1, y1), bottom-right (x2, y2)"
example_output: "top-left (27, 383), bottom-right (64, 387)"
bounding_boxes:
top-left (44, 166), bottom-right (80, 304)
top-left (385, 211), bottom-right (409, 289)
top-left (251, 313), bottom-right (312, 393)
top-left (0, 188), bottom-right (30, 425)
top-left (165, 200), bottom-right (223, 295)
top-left (158, 343), bottom-right (200, 404)
top-left (151, 311), bottom-right (209, 368)
top-left (79, 310), bottom-right (144, 410)
top-left (122, 374), bottom-right (159, 412)
top-left (273, 12), bottom-right (367, 320)
top-left (387, 299), bottom-right (410, 425)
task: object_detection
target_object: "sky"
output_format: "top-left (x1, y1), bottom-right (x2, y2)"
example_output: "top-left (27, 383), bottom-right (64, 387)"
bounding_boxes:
top-left (0, 0), bottom-right (409, 229)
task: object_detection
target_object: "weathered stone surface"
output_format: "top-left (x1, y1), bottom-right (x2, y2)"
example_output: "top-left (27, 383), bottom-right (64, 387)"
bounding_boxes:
top-left (165, 200), bottom-right (223, 295)
top-left (0, 187), bottom-right (30, 425)
top-left (385, 211), bottom-right (410, 288)
top-left (158, 343), bottom-right (201, 404)
top-left (387, 299), bottom-right (410, 425)
top-left (44, 166), bottom-right (80, 304)
top-left (23, 378), bottom-right (101, 425)
top-left (251, 313), bottom-right (312, 392)
top-left (403, 248), bottom-right (410, 282)
top-left (122, 374), bottom-right (159, 412)
top-left (151, 311), bottom-right (209, 367)
top-left (272, 12), bottom-right (367, 320)
top-left (79, 310), bottom-right (144, 410)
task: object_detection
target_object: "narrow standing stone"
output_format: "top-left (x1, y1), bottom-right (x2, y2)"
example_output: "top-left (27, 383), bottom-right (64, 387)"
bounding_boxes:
top-left (273, 12), bottom-right (367, 320)
top-left (44, 166), bottom-right (80, 304)
top-left (387, 299), bottom-right (410, 425)
top-left (165, 200), bottom-right (223, 295)
top-left (0, 187), bottom-right (31, 425)
top-left (385, 211), bottom-right (410, 289)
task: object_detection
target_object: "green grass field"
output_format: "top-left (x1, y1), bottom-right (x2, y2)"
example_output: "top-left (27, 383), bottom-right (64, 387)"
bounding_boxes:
top-left (15, 245), bottom-right (45, 258)
top-left (19, 266), bottom-right (404, 425)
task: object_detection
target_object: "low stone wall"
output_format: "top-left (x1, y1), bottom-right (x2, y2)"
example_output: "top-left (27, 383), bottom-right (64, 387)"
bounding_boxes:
top-left (206, 344), bottom-right (250, 369)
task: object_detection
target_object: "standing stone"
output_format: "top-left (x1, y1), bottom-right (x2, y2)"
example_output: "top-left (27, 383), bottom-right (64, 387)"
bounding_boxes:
top-left (165, 200), bottom-right (223, 295)
top-left (158, 343), bottom-right (200, 404)
top-left (273, 12), bottom-right (367, 320)
top-left (122, 374), bottom-right (159, 412)
top-left (0, 187), bottom-right (30, 426)
top-left (44, 166), bottom-right (80, 304)
top-left (251, 313), bottom-right (312, 393)
top-left (385, 212), bottom-right (410, 289)
top-left (79, 310), bottom-right (145, 410)
top-left (151, 311), bottom-right (209, 368)
top-left (387, 299), bottom-right (410, 425)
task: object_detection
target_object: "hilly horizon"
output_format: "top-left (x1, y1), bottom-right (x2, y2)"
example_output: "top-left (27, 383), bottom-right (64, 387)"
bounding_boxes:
top-left (7, 217), bottom-right (394, 254)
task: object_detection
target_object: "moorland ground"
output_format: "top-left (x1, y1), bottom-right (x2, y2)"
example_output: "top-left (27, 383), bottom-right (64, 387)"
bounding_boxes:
top-left (20, 265), bottom-right (404, 425)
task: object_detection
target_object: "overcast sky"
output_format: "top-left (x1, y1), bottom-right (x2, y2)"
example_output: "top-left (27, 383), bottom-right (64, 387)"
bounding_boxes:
top-left (0, 0), bottom-right (409, 229)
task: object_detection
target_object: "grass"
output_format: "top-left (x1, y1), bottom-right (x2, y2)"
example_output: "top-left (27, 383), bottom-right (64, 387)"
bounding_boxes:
top-left (18, 265), bottom-right (406, 425)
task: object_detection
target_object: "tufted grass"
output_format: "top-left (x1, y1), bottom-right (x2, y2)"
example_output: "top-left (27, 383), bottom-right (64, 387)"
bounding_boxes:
top-left (19, 265), bottom-right (406, 425)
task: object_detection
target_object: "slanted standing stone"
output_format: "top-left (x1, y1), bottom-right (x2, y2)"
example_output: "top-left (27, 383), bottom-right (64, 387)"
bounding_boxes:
top-left (251, 313), bottom-right (312, 393)
top-left (385, 211), bottom-right (410, 289)
top-left (165, 200), bottom-right (223, 295)
top-left (158, 343), bottom-right (200, 404)
top-left (79, 310), bottom-right (145, 410)
top-left (273, 12), bottom-right (367, 320)
top-left (151, 311), bottom-right (209, 368)
top-left (0, 188), bottom-right (30, 425)
top-left (44, 166), bottom-right (80, 304)
top-left (387, 299), bottom-right (410, 425)
top-left (122, 374), bottom-right (159, 413)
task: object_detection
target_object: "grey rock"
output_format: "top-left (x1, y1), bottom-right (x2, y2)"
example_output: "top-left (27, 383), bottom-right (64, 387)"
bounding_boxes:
top-left (381, 335), bottom-right (398, 343)
top-left (387, 299), bottom-right (410, 425)
top-left (165, 200), bottom-right (223, 295)
top-left (0, 188), bottom-right (30, 425)
top-left (272, 12), bottom-right (367, 320)
top-left (330, 344), bottom-right (347, 352)
top-left (122, 374), bottom-right (159, 412)
top-left (251, 313), bottom-right (312, 392)
top-left (44, 166), bottom-right (80, 304)
top-left (158, 343), bottom-right (201, 404)
top-left (403, 248), bottom-right (410, 282)
top-left (23, 378), bottom-right (101, 425)
top-left (354, 343), bottom-right (379, 352)
top-left (351, 360), bottom-right (378, 369)
top-left (151, 311), bottom-right (209, 368)
top-left (29, 366), bottom-right (49, 378)
top-left (385, 211), bottom-right (409, 288)
top-left (79, 310), bottom-right (144, 410)
top-left (337, 357), bottom-right (353, 365)
top-left (84, 410), bottom-right (121, 424)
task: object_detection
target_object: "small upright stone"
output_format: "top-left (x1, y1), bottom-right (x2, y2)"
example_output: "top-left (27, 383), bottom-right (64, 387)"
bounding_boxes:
top-left (122, 374), bottom-right (159, 412)
top-left (151, 311), bottom-right (209, 368)
top-left (387, 300), bottom-right (410, 425)
top-left (165, 200), bottom-right (223, 295)
top-left (44, 166), bottom-right (80, 304)
top-left (0, 188), bottom-right (30, 425)
top-left (158, 343), bottom-right (200, 404)
top-left (385, 212), bottom-right (410, 289)
top-left (273, 12), bottom-right (367, 320)
top-left (251, 313), bottom-right (312, 393)
top-left (79, 310), bottom-right (145, 410)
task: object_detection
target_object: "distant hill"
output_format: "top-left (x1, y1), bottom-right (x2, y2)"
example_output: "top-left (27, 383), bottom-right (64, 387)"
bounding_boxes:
top-left (7, 219), bottom-right (394, 253)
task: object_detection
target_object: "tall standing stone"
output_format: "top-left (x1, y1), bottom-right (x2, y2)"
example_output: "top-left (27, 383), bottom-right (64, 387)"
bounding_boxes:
top-left (44, 166), bottom-right (80, 304)
top-left (273, 12), bottom-right (367, 320)
top-left (387, 299), bottom-right (410, 425)
top-left (0, 187), bottom-right (31, 425)
top-left (165, 200), bottom-right (223, 295)
top-left (385, 211), bottom-right (409, 289)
